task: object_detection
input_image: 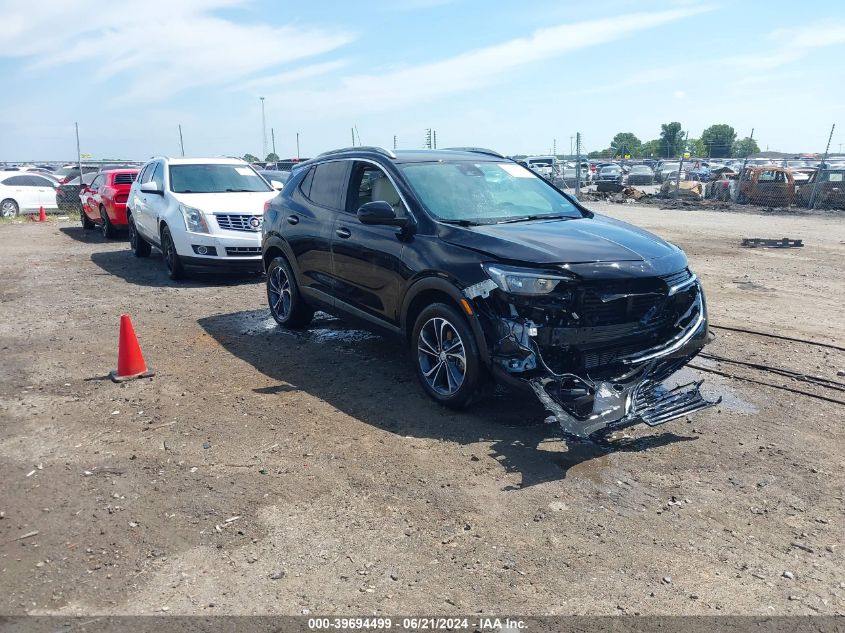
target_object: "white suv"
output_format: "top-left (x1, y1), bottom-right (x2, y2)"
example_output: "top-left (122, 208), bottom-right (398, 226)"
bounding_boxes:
top-left (126, 157), bottom-right (282, 279)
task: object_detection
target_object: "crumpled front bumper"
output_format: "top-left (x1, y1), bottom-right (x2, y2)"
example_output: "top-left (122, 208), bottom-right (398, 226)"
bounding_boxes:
top-left (524, 286), bottom-right (718, 439)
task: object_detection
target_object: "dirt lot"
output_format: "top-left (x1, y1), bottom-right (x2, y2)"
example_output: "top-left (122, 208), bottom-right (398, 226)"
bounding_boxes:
top-left (0, 205), bottom-right (843, 616)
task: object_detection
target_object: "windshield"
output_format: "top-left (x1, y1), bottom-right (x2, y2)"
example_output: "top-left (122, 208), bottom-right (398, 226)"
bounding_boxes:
top-left (168, 164), bottom-right (272, 194)
top-left (631, 166), bottom-right (651, 173)
top-left (399, 161), bottom-right (583, 224)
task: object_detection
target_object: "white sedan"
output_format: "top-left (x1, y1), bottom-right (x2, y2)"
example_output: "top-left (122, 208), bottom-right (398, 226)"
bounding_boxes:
top-left (0, 173), bottom-right (59, 217)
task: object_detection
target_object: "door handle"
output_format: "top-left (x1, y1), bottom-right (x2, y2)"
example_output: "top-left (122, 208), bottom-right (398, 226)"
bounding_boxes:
top-left (287, 215), bottom-right (299, 225)
top-left (335, 227), bottom-right (351, 239)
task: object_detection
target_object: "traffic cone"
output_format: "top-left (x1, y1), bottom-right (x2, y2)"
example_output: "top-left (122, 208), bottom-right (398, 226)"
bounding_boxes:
top-left (109, 314), bottom-right (155, 382)
top-left (38, 206), bottom-right (47, 222)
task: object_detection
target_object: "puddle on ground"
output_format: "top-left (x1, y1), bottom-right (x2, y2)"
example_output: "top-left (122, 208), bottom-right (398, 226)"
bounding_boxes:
top-left (239, 310), bottom-right (379, 345)
top-left (668, 365), bottom-right (759, 414)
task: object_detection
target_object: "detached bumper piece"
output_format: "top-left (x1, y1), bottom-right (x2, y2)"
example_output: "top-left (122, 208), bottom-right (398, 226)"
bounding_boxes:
top-left (634, 379), bottom-right (716, 427)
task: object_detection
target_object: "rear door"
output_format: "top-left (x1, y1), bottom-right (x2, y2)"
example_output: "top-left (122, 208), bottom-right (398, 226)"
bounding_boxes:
top-left (27, 175), bottom-right (59, 209)
top-left (331, 161), bottom-right (409, 324)
top-left (284, 160), bottom-right (349, 305)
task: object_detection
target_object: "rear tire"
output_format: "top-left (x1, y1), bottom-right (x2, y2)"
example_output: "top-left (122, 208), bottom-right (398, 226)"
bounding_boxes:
top-left (161, 225), bottom-right (184, 280)
top-left (100, 206), bottom-right (116, 238)
top-left (80, 208), bottom-right (95, 229)
top-left (1, 199), bottom-right (19, 218)
top-left (411, 302), bottom-right (484, 409)
top-left (128, 211), bottom-right (151, 257)
top-left (266, 256), bottom-right (313, 328)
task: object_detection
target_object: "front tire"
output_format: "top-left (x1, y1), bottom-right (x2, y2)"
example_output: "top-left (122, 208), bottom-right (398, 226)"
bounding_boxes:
top-left (80, 208), bottom-right (95, 229)
top-left (100, 206), bottom-right (116, 238)
top-left (412, 302), bottom-right (484, 409)
top-left (161, 225), bottom-right (184, 280)
top-left (1, 199), bottom-right (19, 218)
top-left (266, 256), bottom-right (313, 328)
top-left (128, 212), bottom-right (151, 257)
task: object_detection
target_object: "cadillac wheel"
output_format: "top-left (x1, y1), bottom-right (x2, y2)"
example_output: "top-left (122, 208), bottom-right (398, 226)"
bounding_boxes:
top-left (266, 257), bottom-right (313, 328)
top-left (412, 303), bottom-right (483, 408)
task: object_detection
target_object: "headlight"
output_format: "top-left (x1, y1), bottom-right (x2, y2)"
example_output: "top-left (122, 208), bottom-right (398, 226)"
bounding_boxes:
top-left (482, 263), bottom-right (572, 295)
top-left (180, 203), bottom-right (209, 233)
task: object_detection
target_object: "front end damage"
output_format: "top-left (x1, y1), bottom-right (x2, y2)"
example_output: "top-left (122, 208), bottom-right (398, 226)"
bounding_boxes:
top-left (465, 266), bottom-right (719, 439)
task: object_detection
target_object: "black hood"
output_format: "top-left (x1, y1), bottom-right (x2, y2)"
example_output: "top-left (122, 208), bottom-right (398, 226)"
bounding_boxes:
top-left (439, 212), bottom-right (680, 261)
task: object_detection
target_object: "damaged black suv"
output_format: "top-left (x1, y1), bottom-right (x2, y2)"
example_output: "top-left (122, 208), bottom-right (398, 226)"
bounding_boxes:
top-left (262, 147), bottom-right (716, 440)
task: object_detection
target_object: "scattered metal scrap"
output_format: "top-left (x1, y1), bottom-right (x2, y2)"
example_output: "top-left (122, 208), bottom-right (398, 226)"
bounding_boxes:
top-left (741, 237), bottom-right (803, 248)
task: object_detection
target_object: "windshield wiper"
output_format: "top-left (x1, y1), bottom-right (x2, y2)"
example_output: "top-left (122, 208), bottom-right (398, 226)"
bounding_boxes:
top-left (495, 214), bottom-right (572, 224)
top-left (440, 219), bottom-right (482, 227)
top-left (225, 188), bottom-right (259, 192)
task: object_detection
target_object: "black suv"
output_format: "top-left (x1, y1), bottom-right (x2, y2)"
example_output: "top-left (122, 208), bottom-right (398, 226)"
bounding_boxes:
top-left (262, 147), bottom-right (716, 440)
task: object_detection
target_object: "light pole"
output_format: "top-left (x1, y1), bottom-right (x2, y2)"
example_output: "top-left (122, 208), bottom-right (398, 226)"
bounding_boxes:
top-left (260, 97), bottom-right (267, 160)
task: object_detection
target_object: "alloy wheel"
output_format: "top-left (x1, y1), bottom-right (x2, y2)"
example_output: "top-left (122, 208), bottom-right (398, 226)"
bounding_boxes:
top-left (268, 265), bottom-right (292, 320)
top-left (417, 317), bottom-right (466, 396)
top-left (1, 200), bottom-right (18, 218)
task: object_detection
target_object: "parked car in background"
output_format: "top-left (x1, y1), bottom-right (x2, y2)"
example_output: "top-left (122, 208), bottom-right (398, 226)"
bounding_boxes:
top-left (52, 164), bottom-right (100, 184)
top-left (126, 157), bottom-right (277, 280)
top-left (80, 168), bottom-right (139, 237)
top-left (656, 162), bottom-right (680, 183)
top-left (523, 156), bottom-right (557, 179)
top-left (627, 164), bottom-right (655, 185)
top-left (735, 166), bottom-right (795, 206)
top-left (0, 172), bottom-right (59, 217)
top-left (795, 169), bottom-right (845, 209)
top-left (259, 170), bottom-right (291, 186)
top-left (261, 146), bottom-right (714, 439)
top-left (595, 164), bottom-right (624, 185)
top-left (57, 172), bottom-right (97, 211)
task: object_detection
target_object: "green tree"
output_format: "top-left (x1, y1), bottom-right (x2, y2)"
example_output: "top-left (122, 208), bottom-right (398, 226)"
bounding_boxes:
top-left (640, 139), bottom-right (662, 158)
top-left (732, 137), bottom-right (760, 157)
top-left (265, 152), bottom-right (279, 162)
top-left (242, 153), bottom-right (259, 163)
top-left (610, 132), bottom-right (641, 158)
top-left (701, 124), bottom-right (737, 158)
top-left (686, 138), bottom-right (706, 158)
top-left (659, 122), bottom-right (684, 158)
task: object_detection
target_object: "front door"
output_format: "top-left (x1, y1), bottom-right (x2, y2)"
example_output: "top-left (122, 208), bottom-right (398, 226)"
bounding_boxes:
top-left (330, 161), bottom-right (409, 326)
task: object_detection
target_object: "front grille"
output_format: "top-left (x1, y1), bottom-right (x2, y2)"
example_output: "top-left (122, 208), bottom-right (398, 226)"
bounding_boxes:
top-left (579, 288), bottom-right (663, 326)
top-left (113, 174), bottom-right (136, 185)
top-left (661, 268), bottom-right (692, 288)
top-left (225, 246), bottom-right (261, 256)
top-left (215, 214), bottom-right (262, 232)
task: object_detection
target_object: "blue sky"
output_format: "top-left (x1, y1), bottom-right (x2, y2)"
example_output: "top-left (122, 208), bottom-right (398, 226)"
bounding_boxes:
top-left (1, 0), bottom-right (844, 160)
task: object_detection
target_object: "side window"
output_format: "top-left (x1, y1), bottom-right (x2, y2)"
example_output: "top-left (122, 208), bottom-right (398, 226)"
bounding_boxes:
top-left (150, 163), bottom-right (164, 188)
top-left (306, 161), bottom-right (348, 209)
top-left (4, 175), bottom-right (30, 186)
top-left (348, 162), bottom-right (407, 217)
top-left (139, 163), bottom-right (155, 184)
top-left (90, 175), bottom-right (104, 190)
top-left (30, 176), bottom-right (55, 187)
top-left (298, 167), bottom-right (314, 198)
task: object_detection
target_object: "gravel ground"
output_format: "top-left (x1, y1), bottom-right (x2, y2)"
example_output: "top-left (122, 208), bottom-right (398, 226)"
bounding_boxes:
top-left (0, 205), bottom-right (842, 616)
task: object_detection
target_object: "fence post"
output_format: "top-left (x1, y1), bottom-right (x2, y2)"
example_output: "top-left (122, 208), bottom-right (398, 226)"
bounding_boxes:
top-left (575, 132), bottom-right (581, 200)
top-left (810, 123), bottom-right (835, 210)
top-left (674, 131), bottom-right (689, 197)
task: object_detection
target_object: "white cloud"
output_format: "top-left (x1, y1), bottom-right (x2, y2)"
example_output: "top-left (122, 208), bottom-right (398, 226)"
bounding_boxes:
top-left (0, 0), bottom-right (354, 103)
top-left (237, 60), bottom-right (350, 93)
top-left (268, 6), bottom-right (711, 119)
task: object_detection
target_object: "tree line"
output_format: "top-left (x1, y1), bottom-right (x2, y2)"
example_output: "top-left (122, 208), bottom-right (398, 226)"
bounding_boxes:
top-left (588, 123), bottom-right (760, 160)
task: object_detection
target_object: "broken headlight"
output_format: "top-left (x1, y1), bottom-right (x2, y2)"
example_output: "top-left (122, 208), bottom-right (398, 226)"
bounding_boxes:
top-left (482, 263), bottom-right (572, 295)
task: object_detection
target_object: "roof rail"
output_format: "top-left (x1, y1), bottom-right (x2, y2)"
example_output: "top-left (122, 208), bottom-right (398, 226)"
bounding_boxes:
top-left (317, 146), bottom-right (397, 160)
top-left (443, 147), bottom-right (504, 159)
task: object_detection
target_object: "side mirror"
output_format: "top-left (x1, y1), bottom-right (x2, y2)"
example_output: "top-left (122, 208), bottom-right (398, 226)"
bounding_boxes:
top-left (357, 201), bottom-right (407, 227)
top-left (139, 181), bottom-right (163, 195)
top-left (270, 180), bottom-right (284, 190)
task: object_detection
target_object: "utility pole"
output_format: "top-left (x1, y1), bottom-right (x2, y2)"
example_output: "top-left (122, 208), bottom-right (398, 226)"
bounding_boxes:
top-left (296, 132), bottom-right (300, 160)
top-left (433, 130), bottom-right (437, 149)
top-left (553, 138), bottom-right (556, 157)
top-left (271, 127), bottom-right (276, 158)
top-left (351, 127), bottom-right (356, 147)
top-left (810, 123), bottom-right (835, 209)
top-left (674, 131), bottom-right (690, 197)
top-left (393, 135), bottom-right (397, 150)
top-left (75, 122), bottom-right (82, 180)
top-left (260, 97), bottom-right (267, 159)
top-left (569, 136), bottom-right (574, 160)
top-left (735, 128), bottom-right (755, 203)
top-left (178, 124), bottom-right (185, 157)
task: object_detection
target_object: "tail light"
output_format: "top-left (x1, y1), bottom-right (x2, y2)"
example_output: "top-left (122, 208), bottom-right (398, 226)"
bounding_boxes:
top-left (263, 200), bottom-right (271, 212)
top-left (115, 193), bottom-right (128, 203)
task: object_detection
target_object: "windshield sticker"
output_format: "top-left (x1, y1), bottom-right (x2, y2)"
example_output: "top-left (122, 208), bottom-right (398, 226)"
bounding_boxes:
top-left (499, 163), bottom-right (534, 178)
top-left (235, 167), bottom-right (254, 176)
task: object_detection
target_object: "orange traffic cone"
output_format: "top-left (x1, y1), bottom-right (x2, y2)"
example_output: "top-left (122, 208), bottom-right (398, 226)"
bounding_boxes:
top-left (109, 314), bottom-right (155, 382)
top-left (38, 206), bottom-right (47, 222)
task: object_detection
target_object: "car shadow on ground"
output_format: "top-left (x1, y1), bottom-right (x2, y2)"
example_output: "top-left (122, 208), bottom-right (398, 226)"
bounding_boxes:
top-left (198, 309), bottom-right (696, 489)
top-left (88, 245), bottom-right (263, 288)
top-left (59, 225), bottom-right (119, 243)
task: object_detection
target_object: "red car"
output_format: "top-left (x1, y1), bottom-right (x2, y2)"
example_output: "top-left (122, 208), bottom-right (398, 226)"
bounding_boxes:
top-left (80, 169), bottom-right (139, 238)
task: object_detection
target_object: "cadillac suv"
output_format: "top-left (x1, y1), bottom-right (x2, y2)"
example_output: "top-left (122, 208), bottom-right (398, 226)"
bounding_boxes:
top-left (261, 147), bottom-right (716, 440)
